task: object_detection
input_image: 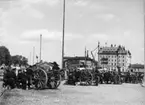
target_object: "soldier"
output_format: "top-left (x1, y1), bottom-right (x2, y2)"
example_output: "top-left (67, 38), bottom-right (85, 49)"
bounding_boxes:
top-left (3, 67), bottom-right (16, 89)
top-left (26, 66), bottom-right (34, 89)
top-left (52, 62), bottom-right (60, 70)
top-left (94, 67), bottom-right (100, 86)
top-left (17, 69), bottom-right (27, 89)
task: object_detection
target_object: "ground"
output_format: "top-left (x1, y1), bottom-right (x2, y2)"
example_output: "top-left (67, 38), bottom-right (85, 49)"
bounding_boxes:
top-left (0, 81), bottom-right (145, 105)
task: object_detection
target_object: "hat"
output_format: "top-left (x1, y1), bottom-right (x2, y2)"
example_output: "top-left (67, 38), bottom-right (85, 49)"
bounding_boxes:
top-left (52, 62), bottom-right (59, 66)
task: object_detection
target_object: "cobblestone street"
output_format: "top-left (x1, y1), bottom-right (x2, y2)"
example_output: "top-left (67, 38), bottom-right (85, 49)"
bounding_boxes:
top-left (0, 81), bottom-right (145, 105)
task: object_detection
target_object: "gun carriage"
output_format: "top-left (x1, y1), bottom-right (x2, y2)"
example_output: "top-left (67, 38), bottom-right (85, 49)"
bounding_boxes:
top-left (28, 62), bottom-right (61, 89)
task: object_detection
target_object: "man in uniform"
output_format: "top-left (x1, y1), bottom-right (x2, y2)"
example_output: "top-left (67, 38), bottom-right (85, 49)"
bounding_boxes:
top-left (26, 66), bottom-right (34, 89)
top-left (3, 67), bottom-right (16, 89)
top-left (94, 67), bottom-right (100, 86)
top-left (17, 69), bottom-right (27, 89)
top-left (52, 62), bottom-right (60, 70)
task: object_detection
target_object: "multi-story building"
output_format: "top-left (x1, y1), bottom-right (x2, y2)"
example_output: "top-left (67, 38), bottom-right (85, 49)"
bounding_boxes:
top-left (129, 64), bottom-right (144, 73)
top-left (63, 56), bottom-right (96, 71)
top-left (98, 44), bottom-right (131, 72)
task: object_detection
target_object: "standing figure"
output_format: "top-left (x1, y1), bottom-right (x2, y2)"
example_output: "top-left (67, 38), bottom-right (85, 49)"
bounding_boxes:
top-left (17, 69), bottom-right (27, 89)
top-left (3, 67), bottom-right (16, 89)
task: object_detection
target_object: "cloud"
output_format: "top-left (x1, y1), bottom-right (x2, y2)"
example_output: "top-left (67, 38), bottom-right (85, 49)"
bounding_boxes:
top-left (96, 13), bottom-right (116, 21)
top-left (74, 0), bottom-right (89, 6)
top-left (20, 0), bottom-right (60, 6)
top-left (20, 29), bottom-right (83, 43)
top-left (21, 4), bottom-right (44, 19)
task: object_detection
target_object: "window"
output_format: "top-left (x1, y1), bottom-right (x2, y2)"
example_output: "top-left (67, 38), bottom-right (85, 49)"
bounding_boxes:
top-left (114, 63), bottom-right (116, 66)
top-left (112, 63), bottom-right (113, 65)
top-left (123, 63), bottom-right (124, 66)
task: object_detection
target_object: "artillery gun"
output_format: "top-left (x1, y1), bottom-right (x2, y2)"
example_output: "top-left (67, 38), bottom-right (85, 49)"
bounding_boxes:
top-left (28, 62), bottom-right (61, 89)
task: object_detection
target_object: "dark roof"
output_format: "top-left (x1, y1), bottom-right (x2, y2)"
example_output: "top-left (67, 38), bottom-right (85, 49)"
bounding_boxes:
top-left (130, 64), bottom-right (144, 69)
top-left (64, 56), bottom-right (93, 61)
top-left (98, 46), bottom-right (128, 55)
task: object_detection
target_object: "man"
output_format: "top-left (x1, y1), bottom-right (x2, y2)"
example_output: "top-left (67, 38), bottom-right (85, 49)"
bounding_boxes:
top-left (94, 67), bottom-right (100, 86)
top-left (3, 67), bottom-right (16, 89)
top-left (26, 66), bottom-right (34, 89)
top-left (52, 62), bottom-right (60, 70)
top-left (17, 69), bottom-right (27, 89)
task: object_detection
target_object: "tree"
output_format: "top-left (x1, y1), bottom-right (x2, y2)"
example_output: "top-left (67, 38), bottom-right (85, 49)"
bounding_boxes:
top-left (0, 46), bottom-right (11, 65)
top-left (11, 55), bottom-right (28, 66)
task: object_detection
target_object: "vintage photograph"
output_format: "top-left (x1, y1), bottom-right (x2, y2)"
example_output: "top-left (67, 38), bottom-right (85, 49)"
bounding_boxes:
top-left (0, 0), bottom-right (145, 105)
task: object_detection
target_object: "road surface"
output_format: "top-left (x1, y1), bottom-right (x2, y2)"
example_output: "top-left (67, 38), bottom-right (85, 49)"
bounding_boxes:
top-left (0, 81), bottom-right (145, 105)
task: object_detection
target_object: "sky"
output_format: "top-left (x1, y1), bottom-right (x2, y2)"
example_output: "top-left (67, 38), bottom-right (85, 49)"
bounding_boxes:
top-left (0, 0), bottom-right (144, 66)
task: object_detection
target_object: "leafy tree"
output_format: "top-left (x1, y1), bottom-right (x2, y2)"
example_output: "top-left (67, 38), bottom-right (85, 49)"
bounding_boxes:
top-left (0, 46), bottom-right (11, 65)
top-left (11, 55), bottom-right (28, 66)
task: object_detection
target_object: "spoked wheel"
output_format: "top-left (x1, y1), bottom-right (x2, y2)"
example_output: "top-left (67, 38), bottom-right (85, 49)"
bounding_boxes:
top-left (48, 71), bottom-right (61, 89)
top-left (79, 70), bottom-right (93, 85)
top-left (34, 68), bottom-right (48, 89)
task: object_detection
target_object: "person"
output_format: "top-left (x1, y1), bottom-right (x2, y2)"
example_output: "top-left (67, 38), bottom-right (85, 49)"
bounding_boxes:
top-left (17, 69), bottom-right (27, 89)
top-left (3, 67), bottom-right (16, 89)
top-left (94, 67), bottom-right (100, 86)
top-left (26, 66), bottom-right (34, 89)
top-left (52, 62), bottom-right (60, 70)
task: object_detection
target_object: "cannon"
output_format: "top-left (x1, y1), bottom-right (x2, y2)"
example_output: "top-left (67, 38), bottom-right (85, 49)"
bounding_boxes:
top-left (28, 62), bottom-right (61, 89)
top-left (66, 66), bottom-right (93, 85)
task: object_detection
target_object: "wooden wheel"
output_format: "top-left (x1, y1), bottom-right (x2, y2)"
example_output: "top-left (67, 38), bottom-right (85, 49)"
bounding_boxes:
top-left (34, 68), bottom-right (48, 89)
top-left (79, 70), bottom-right (93, 85)
top-left (48, 71), bottom-right (61, 89)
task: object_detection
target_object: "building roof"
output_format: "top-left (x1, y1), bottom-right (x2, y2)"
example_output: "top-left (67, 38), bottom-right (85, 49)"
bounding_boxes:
top-left (130, 64), bottom-right (144, 69)
top-left (98, 45), bottom-right (129, 55)
top-left (64, 56), bottom-right (93, 61)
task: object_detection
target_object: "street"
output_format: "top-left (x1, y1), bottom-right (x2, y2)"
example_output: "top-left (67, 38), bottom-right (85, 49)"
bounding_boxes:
top-left (0, 81), bottom-right (145, 105)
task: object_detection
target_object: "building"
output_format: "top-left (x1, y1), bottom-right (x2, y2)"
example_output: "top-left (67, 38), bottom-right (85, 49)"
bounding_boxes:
top-left (63, 56), bottom-right (96, 70)
top-left (129, 64), bottom-right (144, 73)
top-left (98, 44), bottom-right (131, 72)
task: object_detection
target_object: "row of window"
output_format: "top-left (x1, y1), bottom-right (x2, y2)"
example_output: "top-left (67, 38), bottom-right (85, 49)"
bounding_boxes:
top-left (99, 55), bottom-right (125, 58)
top-left (100, 59), bottom-right (126, 62)
top-left (101, 62), bottom-right (125, 66)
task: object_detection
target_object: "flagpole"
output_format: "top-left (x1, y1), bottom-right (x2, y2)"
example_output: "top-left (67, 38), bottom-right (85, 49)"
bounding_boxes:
top-left (62, 0), bottom-right (65, 69)
top-left (40, 34), bottom-right (42, 62)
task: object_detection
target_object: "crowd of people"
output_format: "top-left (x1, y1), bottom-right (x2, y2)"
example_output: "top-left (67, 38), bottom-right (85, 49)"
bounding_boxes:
top-left (1, 64), bottom-right (144, 89)
top-left (2, 66), bottom-right (33, 90)
top-left (1, 61), bottom-right (61, 90)
top-left (66, 67), bottom-right (144, 86)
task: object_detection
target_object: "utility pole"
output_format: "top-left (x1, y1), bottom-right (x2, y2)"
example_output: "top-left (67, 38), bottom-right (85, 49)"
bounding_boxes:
top-left (40, 34), bottom-right (42, 62)
top-left (143, 0), bottom-right (145, 86)
top-left (33, 47), bottom-right (35, 65)
top-left (85, 47), bottom-right (87, 68)
top-left (30, 52), bottom-right (31, 65)
top-left (62, 0), bottom-right (65, 69)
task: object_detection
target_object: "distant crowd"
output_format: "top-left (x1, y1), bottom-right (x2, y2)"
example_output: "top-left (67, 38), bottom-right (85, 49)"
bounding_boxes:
top-left (1, 66), bottom-right (33, 90)
top-left (66, 67), bottom-right (144, 86)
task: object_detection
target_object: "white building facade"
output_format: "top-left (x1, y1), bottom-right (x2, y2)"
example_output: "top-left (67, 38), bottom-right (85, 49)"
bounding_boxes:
top-left (98, 45), bottom-right (131, 72)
